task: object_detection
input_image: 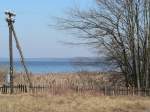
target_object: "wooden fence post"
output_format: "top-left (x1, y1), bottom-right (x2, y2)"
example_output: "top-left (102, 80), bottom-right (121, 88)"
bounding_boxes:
top-left (104, 86), bottom-right (107, 96)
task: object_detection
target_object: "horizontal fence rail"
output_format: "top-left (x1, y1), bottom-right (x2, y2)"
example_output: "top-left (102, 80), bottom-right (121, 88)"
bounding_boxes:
top-left (0, 84), bottom-right (150, 96)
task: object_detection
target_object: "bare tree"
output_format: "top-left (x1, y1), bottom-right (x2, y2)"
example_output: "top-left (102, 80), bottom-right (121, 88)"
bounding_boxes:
top-left (55, 0), bottom-right (150, 89)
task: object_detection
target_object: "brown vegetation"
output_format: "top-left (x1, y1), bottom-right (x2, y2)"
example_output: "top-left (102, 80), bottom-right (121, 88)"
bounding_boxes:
top-left (0, 94), bottom-right (150, 112)
top-left (13, 72), bottom-right (125, 87)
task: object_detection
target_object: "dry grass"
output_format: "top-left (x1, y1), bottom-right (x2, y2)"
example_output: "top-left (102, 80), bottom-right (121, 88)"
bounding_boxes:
top-left (0, 72), bottom-right (150, 112)
top-left (14, 72), bottom-right (125, 87)
top-left (0, 94), bottom-right (150, 112)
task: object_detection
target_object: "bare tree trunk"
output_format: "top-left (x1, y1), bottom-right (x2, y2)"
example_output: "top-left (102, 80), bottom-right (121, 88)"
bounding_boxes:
top-left (144, 0), bottom-right (150, 88)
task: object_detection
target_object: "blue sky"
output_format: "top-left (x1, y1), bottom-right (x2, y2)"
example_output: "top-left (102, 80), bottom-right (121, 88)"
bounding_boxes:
top-left (0, 0), bottom-right (96, 58)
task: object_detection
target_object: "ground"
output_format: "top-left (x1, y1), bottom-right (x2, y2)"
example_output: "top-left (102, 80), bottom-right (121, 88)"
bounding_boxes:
top-left (0, 94), bottom-right (150, 112)
top-left (0, 72), bottom-right (149, 112)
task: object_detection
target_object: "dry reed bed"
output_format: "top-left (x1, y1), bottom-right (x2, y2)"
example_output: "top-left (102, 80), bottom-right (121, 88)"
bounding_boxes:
top-left (0, 71), bottom-right (126, 95)
top-left (14, 72), bottom-right (125, 88)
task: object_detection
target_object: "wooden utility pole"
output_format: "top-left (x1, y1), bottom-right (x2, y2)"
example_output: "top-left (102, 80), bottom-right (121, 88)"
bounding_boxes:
top-left (5, 11), bottom-right (32, 94)
top-left (5, 11), bottom-right (15, 94)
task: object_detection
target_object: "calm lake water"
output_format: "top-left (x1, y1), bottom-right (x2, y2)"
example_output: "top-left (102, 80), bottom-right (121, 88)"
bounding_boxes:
top-left (0, 58), bottom-right (112, 73)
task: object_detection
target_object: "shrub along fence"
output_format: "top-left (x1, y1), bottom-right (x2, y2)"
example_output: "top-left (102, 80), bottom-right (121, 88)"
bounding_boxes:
top-left (0, 84), bottom-right (150, 96)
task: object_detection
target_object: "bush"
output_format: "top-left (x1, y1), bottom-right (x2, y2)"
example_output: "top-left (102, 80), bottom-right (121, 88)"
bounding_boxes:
top-left (0, 66), bottom-right (9, 85)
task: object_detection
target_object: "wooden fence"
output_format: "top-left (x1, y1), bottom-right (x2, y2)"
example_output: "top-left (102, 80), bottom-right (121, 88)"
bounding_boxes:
top-left (0, 84), bottom-right (48, 94)
top-left (1, 84), bottom-right (150, 96)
